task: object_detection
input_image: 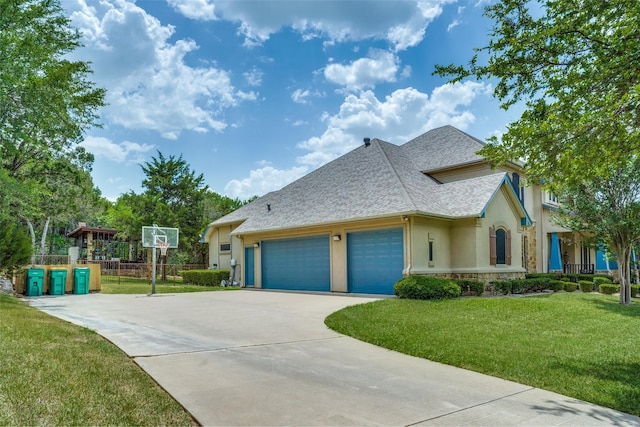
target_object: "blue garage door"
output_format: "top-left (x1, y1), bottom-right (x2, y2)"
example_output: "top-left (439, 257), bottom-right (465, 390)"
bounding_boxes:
top-left (347, 228), bottom-right (404, 294)
top-left (262, 235), bottom-right (330, 291)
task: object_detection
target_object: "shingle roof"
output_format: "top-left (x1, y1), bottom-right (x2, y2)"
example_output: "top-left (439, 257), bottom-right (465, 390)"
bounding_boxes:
top-left (402, 125), bottom-right (486, 172)
top-left (210, 125), bottom-right (527, 235)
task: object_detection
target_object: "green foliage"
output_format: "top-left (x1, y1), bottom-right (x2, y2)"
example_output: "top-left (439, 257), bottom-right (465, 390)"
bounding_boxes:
top-left (593, 277), bottom-right (613, 288)
top-left (494, 281), bottom-right (511, 295)
top-left (0, 219), bottom-right (32, 276)
top-left (181, 269), bottom-right (230, 286)
top-left (631, 285), bottom-right (640, 298)
top-left (526, 272), bottom-right (614, 283)
top-left (454, 279), bottom-right (484, 296)
top-left (394, 276), bottom-right (461, 300)
top-left (564, 282), bottom-right (578, 292)
top-left (578, 281), bottom-right (594, 293)
top-left (549, 280), bottom-right (565, 292)
top-left (599, 284), bottom-right (621, 295)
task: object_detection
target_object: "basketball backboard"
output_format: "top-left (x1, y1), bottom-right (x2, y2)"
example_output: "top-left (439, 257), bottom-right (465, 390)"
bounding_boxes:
top-left (142, 225), bottom-right (179, 248)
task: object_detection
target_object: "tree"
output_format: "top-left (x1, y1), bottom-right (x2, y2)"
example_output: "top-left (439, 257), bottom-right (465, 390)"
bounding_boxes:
top-left (139, 152), bottom-right (209, 263)
top-left (0, 0), bottom-right (106, 260)
top-left (435, 0), bottom-right (640, 304)
top-left (0, 218), bottom-right (32, 278)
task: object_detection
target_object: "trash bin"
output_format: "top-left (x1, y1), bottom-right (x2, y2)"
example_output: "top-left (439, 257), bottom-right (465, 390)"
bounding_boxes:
top-left (25, 268), bottom-right (44, 296)
top-left (73, 267), bottom-right (90, 295)
top-left (48, 269), bottom-right (67, 295)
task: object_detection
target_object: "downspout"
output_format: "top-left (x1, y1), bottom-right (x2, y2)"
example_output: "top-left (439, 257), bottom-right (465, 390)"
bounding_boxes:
top-left (404, 216), bottom-right (412, 276)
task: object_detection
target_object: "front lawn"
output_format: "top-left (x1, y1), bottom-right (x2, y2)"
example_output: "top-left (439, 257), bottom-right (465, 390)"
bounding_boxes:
top-left (325, 292), bottom-right (640, 416)
top-left (0, 294), bottom-right (196, 426)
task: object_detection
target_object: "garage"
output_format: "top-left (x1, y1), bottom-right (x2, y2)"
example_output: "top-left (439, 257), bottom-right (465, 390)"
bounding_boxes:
top-left (261, 235), bottom-right (330, 292)
top-left (347, 228), bottom-right (404, 294)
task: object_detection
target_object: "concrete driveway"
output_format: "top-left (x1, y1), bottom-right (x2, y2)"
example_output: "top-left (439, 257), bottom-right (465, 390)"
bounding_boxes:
top-left (27, 290), bottom-right (640, 426)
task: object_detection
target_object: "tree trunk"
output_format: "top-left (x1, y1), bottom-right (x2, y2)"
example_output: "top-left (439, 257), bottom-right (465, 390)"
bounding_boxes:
top-left (616, 245), bottom-right (631, 305)
top-left (26, 220), bottom-right (36, 264)
top-left (39, 217), bottom-right (50, 264)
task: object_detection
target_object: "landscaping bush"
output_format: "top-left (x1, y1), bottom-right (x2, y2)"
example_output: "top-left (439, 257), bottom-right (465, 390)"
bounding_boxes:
top-left (394, 276), bottom-right (461, 300)
top-left (593, 277), bottom-right (613, 286)
top-left (632, 285), bottom-right (640, 298)
top-left (578, 280), bottom-right (594, 293)
top-left (494, 281), bottom-right (511, 295)
top-left (549, 280), bottom-right (565, 292)
top-left (454, 279), bottom-right (485, 296)
top-left (563, 281), bottom-right (577, 292)
top-left (599, 284), bottom-right (620, 295)
top-left (181, 269), bottom-right (229, 286)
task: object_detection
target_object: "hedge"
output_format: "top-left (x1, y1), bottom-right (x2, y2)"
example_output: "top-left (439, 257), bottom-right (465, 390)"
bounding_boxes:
top-left (578, 280), bottom-right (594, 293)
top-left (632, 285), bottom-right (640, 298)
top-left (564, 282), bottom-right (578, 292)
top-left (593, 277), bottom-right (613, 287)
top-left (181, 269), bottom-right (230, 286)
top-left (525, 272), bottom-right (614, 283)
top-left (394, 276), bottom-right (461, 300)
top-left (454, 279), bottom-right (485, 296)
top-left (599, 284), bottom-right (620, 295)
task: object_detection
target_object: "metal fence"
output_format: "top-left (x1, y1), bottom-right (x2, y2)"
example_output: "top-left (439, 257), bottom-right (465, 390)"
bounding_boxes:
top-left (78, 260), bottom-right (207, 284)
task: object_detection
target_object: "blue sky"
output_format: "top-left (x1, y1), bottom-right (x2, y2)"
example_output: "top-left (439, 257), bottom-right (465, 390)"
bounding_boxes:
top-left (61, 0), bottom-right (520, 201)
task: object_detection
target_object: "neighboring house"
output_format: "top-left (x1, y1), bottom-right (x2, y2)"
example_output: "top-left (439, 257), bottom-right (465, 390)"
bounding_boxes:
top-left (205, 125), bottom-right (534, 294)
top-left (67, 222), bottom-right (133, 262)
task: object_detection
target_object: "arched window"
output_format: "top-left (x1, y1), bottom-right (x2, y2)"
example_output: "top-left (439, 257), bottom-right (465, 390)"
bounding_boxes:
top-left (490, 226), bottom-right (512, 266)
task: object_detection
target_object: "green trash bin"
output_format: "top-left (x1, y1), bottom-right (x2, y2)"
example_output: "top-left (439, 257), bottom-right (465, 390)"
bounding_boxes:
top-left (73, 267), bottom-right (90, 295)
top-left (48, 269), bottom-right (67, 296)
top-left (25, 268), bottom-right (44, 296)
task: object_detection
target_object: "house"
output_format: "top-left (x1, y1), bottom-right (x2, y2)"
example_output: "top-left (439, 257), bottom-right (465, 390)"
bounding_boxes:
top-left (67, 222), bottom-right (133, 262)
top-left (204, 125), bottom-right (542, 294)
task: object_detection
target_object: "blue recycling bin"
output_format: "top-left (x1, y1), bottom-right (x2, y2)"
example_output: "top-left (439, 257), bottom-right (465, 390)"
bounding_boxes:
top-left (25, 268), bottom-right (44, 296)
top-left (48, 269), bottom-right (67, 295)
top-left (73, 267), bottom-right (90, 294)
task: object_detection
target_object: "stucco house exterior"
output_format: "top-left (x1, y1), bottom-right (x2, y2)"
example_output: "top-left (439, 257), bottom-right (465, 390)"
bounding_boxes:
top-left (204, 125), bottom-right (538, 294)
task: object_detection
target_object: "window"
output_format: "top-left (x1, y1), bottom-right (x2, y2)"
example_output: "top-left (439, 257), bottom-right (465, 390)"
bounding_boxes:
top-left (511, 173), bottom-right (525, 205)
top-left (490, 226), bottom-right (511, 266)
top-left (545, 192), bottom-right (559, 205)
top-left (220, 243), bottom-right (231, 252)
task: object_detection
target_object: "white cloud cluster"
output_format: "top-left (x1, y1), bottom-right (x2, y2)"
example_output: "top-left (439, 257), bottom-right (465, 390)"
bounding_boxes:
top-left (81, 136), bottom-right (154, 163)
top-left (224, 165), bottom-right (309, 199)
top-left (168, 0), bottom-right (452, 51)
top-left (67, 0), bottom-right (255, 139)
top-left (225, 81), bottom-right (491, 198)
top-left (324, 50), bottom-right (399, 89)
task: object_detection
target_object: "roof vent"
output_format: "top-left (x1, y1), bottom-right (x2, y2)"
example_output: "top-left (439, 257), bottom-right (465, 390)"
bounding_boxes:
top-left (267, 203), bottom-right (271, 212)
top-left (363, 137), bottom-right (371, 147)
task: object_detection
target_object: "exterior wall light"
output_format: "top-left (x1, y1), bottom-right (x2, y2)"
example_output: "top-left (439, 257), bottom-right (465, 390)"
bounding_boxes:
top-left (254, 242), bottom-right (260, 248)
top-left (332, 235), bottom-right (341, 241)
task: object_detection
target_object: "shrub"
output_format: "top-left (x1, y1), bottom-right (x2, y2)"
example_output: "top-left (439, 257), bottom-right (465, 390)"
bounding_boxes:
top-left (455, 279), bottom-right (485, 296)
top-left (549, 280), bottom-right (565, 292)
top-left (494, 281), bottom-right (511, 295)
top-left (578, 280), bottom-right (594, 293)
top-left (593, 277), bottom-right (613, 290)
top-left (394, 276), bottom-right (461, 300)
top-left (181, 269), bottom-right (230, 286)
top-left (563, 281), bottom-right (577, 292)
top-left (631, 285), bottom-right (640, 298)
top-left (599, 284), bottom-right (620, 295)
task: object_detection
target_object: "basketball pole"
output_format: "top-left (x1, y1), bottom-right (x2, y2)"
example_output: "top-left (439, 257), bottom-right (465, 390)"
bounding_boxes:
top-left (151, 244), bottom-right (157, 295)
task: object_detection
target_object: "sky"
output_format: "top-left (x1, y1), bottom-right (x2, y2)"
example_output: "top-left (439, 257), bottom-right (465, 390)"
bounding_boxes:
top-left (61, 0), bottom-right (522, 202)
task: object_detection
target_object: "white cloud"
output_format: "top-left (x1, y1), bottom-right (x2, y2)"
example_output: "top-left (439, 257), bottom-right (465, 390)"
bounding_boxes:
top-left (81, 136), bottom-right (154, 163)
top-left (225, 80), bottom-right (491, 197)
top-left (176, 1), bottom-right (451, 51)
top-left (447, 19), bottom-right (461, 32)
top-left (224, 165), bottom-right (309, 199)
top-left (324, 49), bottom-right (399, 89)
top-left (167, 0), bottom-right (217, 20)
top-left (67, 0), bottom-right (254, 139)
top-left (243, 68), bottom-right (263, 87)
top-left (292, 89), bottom-right (312, 104)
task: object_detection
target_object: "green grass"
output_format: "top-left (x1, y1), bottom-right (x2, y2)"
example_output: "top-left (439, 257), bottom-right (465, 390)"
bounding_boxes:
top-left (101, 275), bottom-right (236, 294)
top-left (325, 292), bottom-right (640, 416)
top-left (0, 294), bottom-right (196, 426)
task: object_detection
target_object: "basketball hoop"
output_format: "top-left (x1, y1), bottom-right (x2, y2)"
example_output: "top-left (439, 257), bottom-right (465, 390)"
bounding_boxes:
top-left (157, 241), bottom-right (169, 257)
